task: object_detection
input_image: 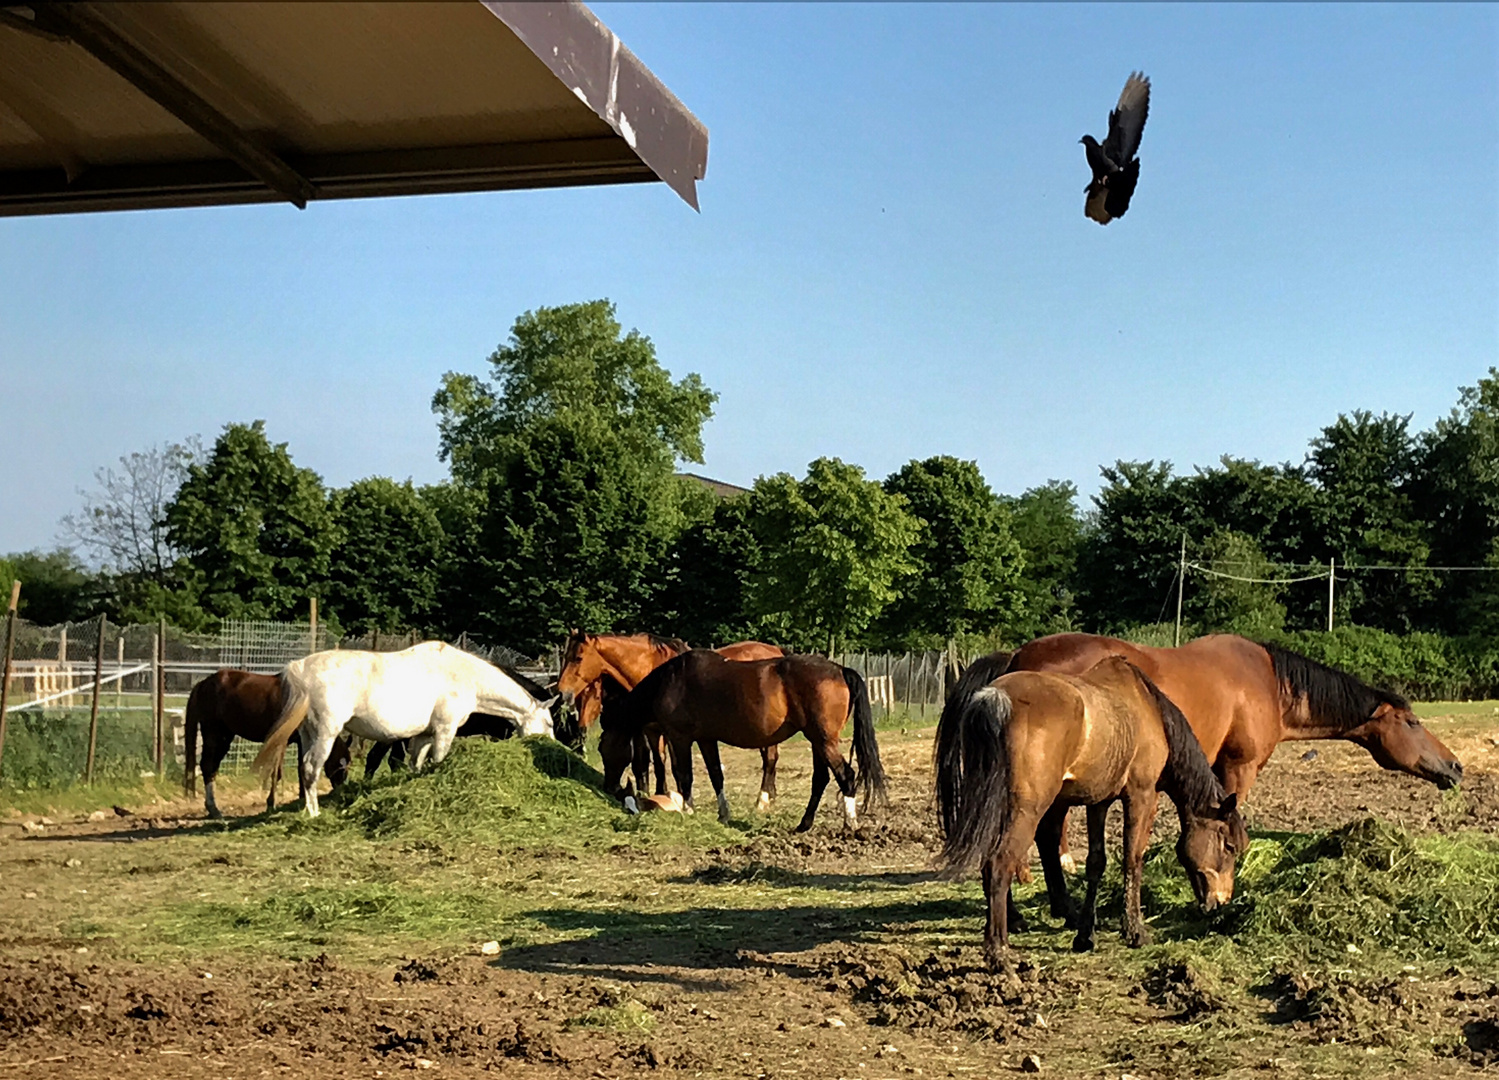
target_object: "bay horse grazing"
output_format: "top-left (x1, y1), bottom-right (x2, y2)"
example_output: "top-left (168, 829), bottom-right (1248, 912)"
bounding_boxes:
top-left (557, 631), bottom-right (787, 804)
top-left (183, 669), bottom-right (351, 818)
top-left (936, 656), bottom-right (1246, 970)
top-left (252, 641), bottom-right (557, 817)
top-left (598, 650), bottom-right (886, 831)
top-left (950, 633), bottom-right (1464, 921)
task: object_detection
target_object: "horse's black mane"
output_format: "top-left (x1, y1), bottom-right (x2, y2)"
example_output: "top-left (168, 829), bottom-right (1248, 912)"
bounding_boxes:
top-left (1258, 642), bottom-right (1407, 731)
top-left (1127, 663), bottom-right (1225, 813)
top-left (642, 631), bottom-right (691, 654)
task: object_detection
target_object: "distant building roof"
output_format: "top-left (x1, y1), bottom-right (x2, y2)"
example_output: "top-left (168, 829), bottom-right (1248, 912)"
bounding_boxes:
top-left (678, 472), bottom-right (749, 499)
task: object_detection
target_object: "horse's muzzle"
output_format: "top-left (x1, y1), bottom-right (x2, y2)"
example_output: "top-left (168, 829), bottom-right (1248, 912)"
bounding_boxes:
top-left (1425, 756), bottom-right (1463, 791)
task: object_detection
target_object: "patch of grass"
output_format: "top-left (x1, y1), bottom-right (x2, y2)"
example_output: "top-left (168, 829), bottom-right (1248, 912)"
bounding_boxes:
top-left (566, 999), bottom-right (657, 1035)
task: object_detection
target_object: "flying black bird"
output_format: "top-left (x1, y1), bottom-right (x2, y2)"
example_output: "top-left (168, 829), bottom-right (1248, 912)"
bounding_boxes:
top-left (1080, 72), bottom-right (1150, 224)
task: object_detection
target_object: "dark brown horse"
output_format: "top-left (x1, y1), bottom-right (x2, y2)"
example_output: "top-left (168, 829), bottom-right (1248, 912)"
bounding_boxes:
top-left (558, 631), bottom-right (787, 803)
top-left (947, 633), bottom-right (1464, 919)
top-left (184, 669), bottom-right (351, 818)
top-left (598, 650), bottom-right (886, 831)
top-left (936, 656), bottom-right (1246, 969)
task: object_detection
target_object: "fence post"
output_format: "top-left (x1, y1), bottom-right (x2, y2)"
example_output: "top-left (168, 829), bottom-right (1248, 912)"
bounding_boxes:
top-left (58, 625), bottom-right (69, 707)
top-left (309, 595), bottom-right (318, 654)
top-left (1327, 559), bottom-right (1336, 632)
top-left (1174, 531), bottom-right (1187, 647)
top-left (152, 627), bottom-right (163, 776)
top-left (86, 615), bottom-right (106, 785)
top-left (0, 581), bottom-right (20, 773)
top-left (115, 636), bottom-right (124, 709)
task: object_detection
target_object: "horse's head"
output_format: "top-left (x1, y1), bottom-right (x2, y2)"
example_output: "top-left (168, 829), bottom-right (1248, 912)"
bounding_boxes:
top-left (516, 693), bottom-right (558, 739)
top-left (1345, 701), bottom-right (1463, 790)
top-left (557, 630), bottom-right (603, 704)
top-left (1176, 793), bottom-right (1245, 913)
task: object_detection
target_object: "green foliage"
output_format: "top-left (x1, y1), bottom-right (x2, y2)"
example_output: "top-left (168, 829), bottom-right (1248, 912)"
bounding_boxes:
top-left (326, 478), bottom-right (445, 635)
top-left (1075, 461), bottom-right (1191, 631)
top-left (1185, 529), bottom-right (1287, 638)
top-left (657, 494), bottom-right (772, 646)
top-left (0, 708), bottom-right (168, 789)
top-left (878, 456), bottom-right (1024, 646)
top-left (3, 549), bottom-right (99, 624)
top-left (1003, 480), bottom-right (1083, 639)
top-left (430, 301), bottom-right (716, 650)
top-left (746, 457), bottom-right (919, 652)
top-left (164, 421), bottom-right (337, 622)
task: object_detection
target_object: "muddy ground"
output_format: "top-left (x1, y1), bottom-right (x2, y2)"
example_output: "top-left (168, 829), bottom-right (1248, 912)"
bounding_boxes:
top-left (1, 713), bottom-right (1497, 1079)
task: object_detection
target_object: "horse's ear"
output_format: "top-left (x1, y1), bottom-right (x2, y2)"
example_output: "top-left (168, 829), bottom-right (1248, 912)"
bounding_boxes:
top-left (541, 695), bottom-right (560, 710)
top-left (1218, 793), bottom-right (1239, 819)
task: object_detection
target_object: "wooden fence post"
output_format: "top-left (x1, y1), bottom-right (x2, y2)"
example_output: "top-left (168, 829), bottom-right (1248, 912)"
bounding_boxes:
top-left (309, 595), bottom-right (318, 654)
top-left (115, 636), bottom-right (124, 709)
top-left (0, 581), bottom-right (20, 773)
top-left (86, 615), bottom-right (106, 785)
top-left (58, 626), bottom-right (69, 707)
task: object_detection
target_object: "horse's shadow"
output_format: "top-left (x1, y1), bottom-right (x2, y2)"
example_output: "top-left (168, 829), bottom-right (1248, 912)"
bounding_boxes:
top-left (498, 892), bottom-right (981, 989)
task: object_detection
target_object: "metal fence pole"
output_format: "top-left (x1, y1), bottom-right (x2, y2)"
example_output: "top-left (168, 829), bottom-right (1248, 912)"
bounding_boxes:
top-left (86, 615), bottom-right (106, 784)
top-left (152, 626), bottom-right (164, 775)
top-left (0, 581), bottom-right (20, 773)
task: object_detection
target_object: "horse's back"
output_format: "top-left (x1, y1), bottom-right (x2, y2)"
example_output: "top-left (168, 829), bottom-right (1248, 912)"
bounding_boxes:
top-left (193, 669), bottom-right (284, 741)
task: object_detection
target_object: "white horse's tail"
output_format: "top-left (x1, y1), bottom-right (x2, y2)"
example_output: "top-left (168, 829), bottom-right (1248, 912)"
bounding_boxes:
top-left (252, 665), bottom-right (310, 784)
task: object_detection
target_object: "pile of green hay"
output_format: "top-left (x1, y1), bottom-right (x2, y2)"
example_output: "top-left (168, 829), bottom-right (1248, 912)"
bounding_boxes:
top-left (292, 737), bottom-right (624, 846)
top-left (1128, 817), bottom-right (1499, 965)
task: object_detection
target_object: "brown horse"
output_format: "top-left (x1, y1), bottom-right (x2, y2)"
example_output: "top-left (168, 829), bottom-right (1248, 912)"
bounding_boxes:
top-left (936, 656), bottom-right (1246, 969)
top-left (184, 669), bottom-right (351, 818)
top-left (598, 650), bottom-right (886, 831)
top-left (557, 631), bottom-right (787, 803)
top-left (948, 633), bottom-right (1464, 919)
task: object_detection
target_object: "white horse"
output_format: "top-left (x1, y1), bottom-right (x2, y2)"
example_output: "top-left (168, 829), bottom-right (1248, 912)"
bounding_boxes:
top-left (251, 641), bottom-right (556, 817)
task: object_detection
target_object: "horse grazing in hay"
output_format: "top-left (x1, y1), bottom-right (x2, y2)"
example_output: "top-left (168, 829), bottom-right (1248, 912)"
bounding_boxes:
top-left (947, 632), bottom-right (1464, 922)
top-left (557, 631), bottom-right (787, 804)
top-left (598, 649), bottom-right (886, 831)
top-left (252, 641), bottom-right (557, 817)
top-left (936, 656), bottom-right (1246, 969)
top-left (183, 669), bottom-right (352, 818)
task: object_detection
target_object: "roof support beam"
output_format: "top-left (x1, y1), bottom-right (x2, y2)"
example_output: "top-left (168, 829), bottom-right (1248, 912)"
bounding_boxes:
top-left (28, 2), bottom-right (316, 207)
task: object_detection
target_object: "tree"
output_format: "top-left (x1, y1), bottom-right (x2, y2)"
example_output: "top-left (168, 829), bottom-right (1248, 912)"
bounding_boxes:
top-left (1306, 410), bottom-right (1432, 631)
top-left (1183, 529), bottom-right (1287, 638)
top-left (1075, 461), bottom-right (1195, 631)
top-left (430, 301), bottom-right (717, 651)
top-left (326, 478), bottom-right (446, 636)
top-left (655, 494), bottom-right (769, 647)
top-left (165, 421), bottom-right (338, 621)
top-left (60, 438), bottom-right (201, 580)
top-left (3, 549), bottom-right (99, 624)
top-left (746, 457), bottom-right (919, 653)
top-left (1417, 370), bottom-right (1499, 633)
top-left (1003, 480), bottom-right (1084, 639)
top-left (879, 456), bottom-right (1024, 647)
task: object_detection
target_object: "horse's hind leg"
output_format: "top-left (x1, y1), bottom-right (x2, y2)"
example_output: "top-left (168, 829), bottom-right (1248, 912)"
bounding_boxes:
top-left (983, 807), bottom-right (1043, 972)
top-left (757, 745), bottom-right (779, 811)
top-left (697, 740), bottom-right (731, 824)
top-left (1072, 802), bottom-right (1111, 953)
top-left (298, 730), bottom-right (339, 818)
top-left (1037, 802), bottom-right (1078, 928)
top-left (1120, 789), bottom-right (1160, 947)
top-left (796, 755), bottom-right (831, 833)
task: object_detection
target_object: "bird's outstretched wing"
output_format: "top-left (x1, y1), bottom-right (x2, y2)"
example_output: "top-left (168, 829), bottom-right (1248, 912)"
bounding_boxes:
top-left (1103, 72), bottom-right (1150, 164)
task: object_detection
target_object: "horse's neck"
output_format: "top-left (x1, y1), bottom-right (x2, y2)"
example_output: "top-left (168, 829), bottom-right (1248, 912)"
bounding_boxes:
top-left (597, 638), bottom-right (668, 688)
top-left (1278, 692), bottom-right (1353, 739)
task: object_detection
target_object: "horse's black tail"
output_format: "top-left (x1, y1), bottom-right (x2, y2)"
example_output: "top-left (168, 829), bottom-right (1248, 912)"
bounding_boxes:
top-left (935, 676), bottom-right (1014, 877)
top-left (841, 666), bottom-right (887, 808)
top-left (183, 676), bottom-right (211, 796)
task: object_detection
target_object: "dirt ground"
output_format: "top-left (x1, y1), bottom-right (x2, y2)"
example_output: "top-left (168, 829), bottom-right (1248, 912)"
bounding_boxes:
top-left (2, 713), bottom-right (1497, 1079)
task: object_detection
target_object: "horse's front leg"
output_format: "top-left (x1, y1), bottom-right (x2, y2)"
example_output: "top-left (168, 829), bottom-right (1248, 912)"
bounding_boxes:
top-left (697, 740), bottom-right (731, 824)
top-left (668, 736), bottom-right (696, 813)
top-left (796, 755), bottom-right (830, 833)
top-left (651, 729), bottom-right (671, 796)
top-left (1072, 802), bottom-right (1110, 952)
top-left (1120, 788), bottom-right (1160, 947)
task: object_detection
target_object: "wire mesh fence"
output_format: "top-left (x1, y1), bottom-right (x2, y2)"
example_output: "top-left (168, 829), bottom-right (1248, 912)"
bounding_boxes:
top-left (0, 617), bottom-right (558, 791)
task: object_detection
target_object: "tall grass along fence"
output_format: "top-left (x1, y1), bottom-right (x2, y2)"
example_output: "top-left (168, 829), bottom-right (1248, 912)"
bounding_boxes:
top-left (0, 618), bottom-right (553, 792)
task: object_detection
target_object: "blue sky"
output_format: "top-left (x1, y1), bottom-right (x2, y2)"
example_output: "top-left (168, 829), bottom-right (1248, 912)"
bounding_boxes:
top-left (2, 3), bottom-right (1496, 555)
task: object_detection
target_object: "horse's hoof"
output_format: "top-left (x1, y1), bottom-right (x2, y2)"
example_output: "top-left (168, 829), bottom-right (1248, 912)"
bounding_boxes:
top-left (1071, 933), bottom-right (1095, 953)
top-left (1008, 914), bottom-right (1029, 934)
top-left (756, 792), bottom-right (772, 812)
top-left (1059, 853), bottom-right (1079, 875)
top-left (793, 821), bottom-right (813, 834)
top-left (1124, 927), bottom-right (1153, 948)
top-left (206, 809), bottom-right (223, 820)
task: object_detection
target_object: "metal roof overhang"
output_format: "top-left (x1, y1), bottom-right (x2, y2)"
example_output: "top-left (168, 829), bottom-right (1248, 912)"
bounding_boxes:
top-left (0, 1), bottom-right (708, 216)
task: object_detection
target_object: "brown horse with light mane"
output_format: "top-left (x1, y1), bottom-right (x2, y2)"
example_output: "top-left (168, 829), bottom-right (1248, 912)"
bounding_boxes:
top-left (184, 669), bottom-right (351, 818)
top-left (936, 656), bottom-right (1246, 970)
top-left (945, 633), bottom-right (1463, 922)
top-left (598, 649), bottom-right (886, 831)
top-left (557, 631), bottom-right (786, 804)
